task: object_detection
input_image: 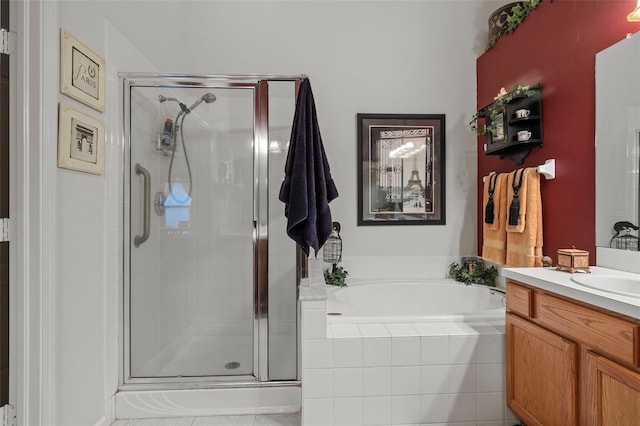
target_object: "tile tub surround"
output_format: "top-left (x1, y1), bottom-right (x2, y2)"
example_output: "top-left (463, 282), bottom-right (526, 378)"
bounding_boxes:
top-left (300, 286), bottom-right (519, 426)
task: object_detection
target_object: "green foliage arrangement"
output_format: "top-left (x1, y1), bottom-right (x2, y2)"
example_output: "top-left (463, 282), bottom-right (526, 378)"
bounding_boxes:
top-left (487, 0), bottom-right (542, 50)
top-left (324, 266), bottom-right (349, 287)
top-left (468, 85), bottom-right (536, 135)
top-left (448, 261), bottom-right (499, 287)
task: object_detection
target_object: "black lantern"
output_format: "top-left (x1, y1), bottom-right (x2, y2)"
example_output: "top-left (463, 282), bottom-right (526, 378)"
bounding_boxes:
top-left (610, 221), bottom-right (639, 251)
top-left (323, 222), bottom-right (342, 272)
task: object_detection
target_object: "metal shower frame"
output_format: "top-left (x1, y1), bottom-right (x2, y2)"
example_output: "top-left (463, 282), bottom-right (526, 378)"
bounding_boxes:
top-left (119, 73), bottom-right (306, 390)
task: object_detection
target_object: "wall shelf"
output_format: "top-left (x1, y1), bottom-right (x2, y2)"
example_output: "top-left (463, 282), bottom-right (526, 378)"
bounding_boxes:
top-left (479, 86), bottom-right (543, 165)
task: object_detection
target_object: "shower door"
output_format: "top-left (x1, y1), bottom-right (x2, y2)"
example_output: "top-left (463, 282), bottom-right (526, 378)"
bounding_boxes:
top-left (123, 76), bottom-right (283, 384)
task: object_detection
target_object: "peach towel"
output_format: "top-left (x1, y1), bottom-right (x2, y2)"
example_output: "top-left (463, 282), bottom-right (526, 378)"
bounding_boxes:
top-left (505, 167), bottom-right (543, 267)
top-left (481, 173), bottom-right (507, 264)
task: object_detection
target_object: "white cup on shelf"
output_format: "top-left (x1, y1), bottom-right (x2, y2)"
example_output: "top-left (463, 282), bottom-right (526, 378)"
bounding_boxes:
top-left (515, 109), bottom-right (531, 119)
top-left (517, 130), bottom-right (532, 141)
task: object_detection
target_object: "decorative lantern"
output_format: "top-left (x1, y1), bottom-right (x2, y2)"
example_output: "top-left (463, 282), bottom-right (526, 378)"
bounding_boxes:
top-left (609, 221), bottom-right (639, 251)
top-left (323, 222), bottom-right (342, 272)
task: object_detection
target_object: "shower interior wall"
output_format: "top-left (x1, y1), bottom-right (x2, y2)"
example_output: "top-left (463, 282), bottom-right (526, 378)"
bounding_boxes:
top-left (27, 0), bottom-right (490, 424)
top-left (127, 86), bottom-right (256, 378)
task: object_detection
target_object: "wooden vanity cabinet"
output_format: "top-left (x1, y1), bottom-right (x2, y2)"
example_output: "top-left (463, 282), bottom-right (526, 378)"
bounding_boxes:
top-left (506, 279), bottom-right (640, 426)
top-left (506, 313), bottom-right (577, 425)
top-left (584, 351), bottom-right (640, 425)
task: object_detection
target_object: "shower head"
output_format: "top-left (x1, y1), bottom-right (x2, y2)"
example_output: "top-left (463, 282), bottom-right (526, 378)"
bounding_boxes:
top-left (159, 94), bottom-right (189, 113)
top-left (201, 93), bottom-right (217, 103)
top-left (187, 92), bottom-right (217, 112)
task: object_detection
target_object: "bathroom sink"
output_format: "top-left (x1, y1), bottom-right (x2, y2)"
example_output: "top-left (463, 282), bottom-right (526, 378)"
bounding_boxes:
top-left (570, 274), bottom-right (640, 297)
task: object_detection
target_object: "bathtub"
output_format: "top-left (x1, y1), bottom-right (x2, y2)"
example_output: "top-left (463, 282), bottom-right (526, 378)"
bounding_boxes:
top-left (300, 278), bottom-right (519, 425)
top-left (326, 278), bottom-right (505, 323)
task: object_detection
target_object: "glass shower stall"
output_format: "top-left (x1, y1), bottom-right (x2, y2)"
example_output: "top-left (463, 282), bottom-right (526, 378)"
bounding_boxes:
top-left (120, 74), bottom-right (301, 388)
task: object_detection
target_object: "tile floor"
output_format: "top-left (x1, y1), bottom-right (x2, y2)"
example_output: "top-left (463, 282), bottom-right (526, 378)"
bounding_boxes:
top-left (111, 413), bottom-right (301, 426)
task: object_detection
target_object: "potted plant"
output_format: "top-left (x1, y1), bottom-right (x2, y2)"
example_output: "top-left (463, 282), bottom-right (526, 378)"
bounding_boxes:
top-left (324, 266), bottom-right (349, 287)
top-left (448, 261), bottom-right (499, 287)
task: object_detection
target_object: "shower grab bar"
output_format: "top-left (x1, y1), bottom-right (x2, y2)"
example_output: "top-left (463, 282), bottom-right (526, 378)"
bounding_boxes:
top-left (134, 163), bottom-right (151, 247)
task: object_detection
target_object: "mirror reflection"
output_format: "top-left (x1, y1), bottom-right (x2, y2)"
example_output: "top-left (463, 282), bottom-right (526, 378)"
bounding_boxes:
top-left (595, 31), bottom-right (640, 252)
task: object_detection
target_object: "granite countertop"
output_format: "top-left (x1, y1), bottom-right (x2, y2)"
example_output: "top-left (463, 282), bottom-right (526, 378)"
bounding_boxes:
top-left (502, 266), bottom-right (640, 320)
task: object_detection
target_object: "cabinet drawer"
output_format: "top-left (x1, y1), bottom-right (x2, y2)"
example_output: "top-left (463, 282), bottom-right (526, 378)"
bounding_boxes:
top-left (535, 292), bottom-right (639, 366)
top-left (506, 280), bottom-right (532, 317)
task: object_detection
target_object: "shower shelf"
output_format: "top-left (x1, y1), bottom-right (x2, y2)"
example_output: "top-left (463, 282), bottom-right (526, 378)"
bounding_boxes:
top-left (154, 138), bottom-right (181, 156)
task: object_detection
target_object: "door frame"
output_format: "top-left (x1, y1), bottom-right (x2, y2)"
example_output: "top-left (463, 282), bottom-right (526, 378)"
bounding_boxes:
top-left (11, 0), bottom-right (58, 424)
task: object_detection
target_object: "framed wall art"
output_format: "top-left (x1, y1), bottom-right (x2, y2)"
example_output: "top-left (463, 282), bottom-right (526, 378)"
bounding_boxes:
top-left (60, 28), bottom-right (106, 112)
top-left (57, 103), bottom-right (104, 175)
top-left (357, 113), bottom-right (446, 226)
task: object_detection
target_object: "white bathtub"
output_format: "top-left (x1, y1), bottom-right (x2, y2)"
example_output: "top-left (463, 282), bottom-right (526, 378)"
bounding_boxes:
top-left (300, 278), bottom-right (518, 425)
top-left (326, 279), bottom-right (505, 323)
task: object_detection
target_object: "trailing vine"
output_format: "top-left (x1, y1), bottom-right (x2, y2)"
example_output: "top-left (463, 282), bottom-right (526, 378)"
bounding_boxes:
top-left (487, 0), bottom-right (543, 50)
top-left (469, 85), bottom-right (536, 135)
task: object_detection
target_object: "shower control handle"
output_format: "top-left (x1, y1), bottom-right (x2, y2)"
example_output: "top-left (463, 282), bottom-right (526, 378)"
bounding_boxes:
top-left (134, 163), bottom-right (151, 247)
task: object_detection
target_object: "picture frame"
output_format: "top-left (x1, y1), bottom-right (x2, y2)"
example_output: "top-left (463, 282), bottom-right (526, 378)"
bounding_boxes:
top-left (357, 113), bottom-right (446, 226)
top-left (60, 28), bottom-right (106, 112)
top-left (57, 102), bottom-right (104, 175)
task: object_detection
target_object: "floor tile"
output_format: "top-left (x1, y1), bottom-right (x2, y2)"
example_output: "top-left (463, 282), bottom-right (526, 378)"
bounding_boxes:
top-left (113, 413), bottom-right (301, 426)
top-left (192, 415), bottom-right (255, 425)
top-left (131, 418), bottom-right (194, 426)
top-left (254, 413), bottom-right (301, 425)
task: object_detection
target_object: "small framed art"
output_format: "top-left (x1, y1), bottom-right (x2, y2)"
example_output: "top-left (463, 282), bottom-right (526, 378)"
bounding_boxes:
top-left (58, 103), bottom-right (104, 175)
top-left (60, 28), bottom-right (106, 112)
top-left (357, 113), bottom-right (446, 226)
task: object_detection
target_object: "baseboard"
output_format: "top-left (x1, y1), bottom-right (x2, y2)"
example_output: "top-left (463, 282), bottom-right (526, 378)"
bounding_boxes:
top-left (114, 384), bottom-right (301, 419)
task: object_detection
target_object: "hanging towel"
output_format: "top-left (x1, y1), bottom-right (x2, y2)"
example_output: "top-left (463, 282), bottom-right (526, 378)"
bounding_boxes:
top-left (505, 168), bottom-right (543, 267)
top-left (482, 173), bottom-right (507, 264)
top-left (279, 79), bottom-right (339, 256)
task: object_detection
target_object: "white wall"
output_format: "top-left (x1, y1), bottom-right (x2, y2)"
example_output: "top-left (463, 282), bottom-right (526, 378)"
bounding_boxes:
top-left (29, 1), bottom-right (496, 424)
top-left (112, 0), bottom-right (486, 260)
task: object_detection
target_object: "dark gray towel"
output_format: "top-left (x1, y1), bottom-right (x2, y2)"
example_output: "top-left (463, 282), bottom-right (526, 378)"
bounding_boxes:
top-left (279, 79), bottom-right (339, 256)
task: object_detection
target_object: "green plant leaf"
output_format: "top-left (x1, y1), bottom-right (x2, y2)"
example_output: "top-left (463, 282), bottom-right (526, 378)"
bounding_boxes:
top-left (324, 266), bottom-right (349, 286)
top-left (448, 261), bottom-right (498, 287)
top-left (486, 0), bottom-right (542, 51)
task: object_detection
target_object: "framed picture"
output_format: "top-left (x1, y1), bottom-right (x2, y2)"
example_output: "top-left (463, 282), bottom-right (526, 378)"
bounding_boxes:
top-left (57, 103), bottom-right (104, 175)
top-left (357, 113), bottom-right (445, 226)
top-left (60, 28), bottom-right (106, 112)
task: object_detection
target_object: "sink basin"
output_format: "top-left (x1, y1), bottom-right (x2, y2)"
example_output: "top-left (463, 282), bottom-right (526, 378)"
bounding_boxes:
top-left (570, 274), bottom-right (640, 297)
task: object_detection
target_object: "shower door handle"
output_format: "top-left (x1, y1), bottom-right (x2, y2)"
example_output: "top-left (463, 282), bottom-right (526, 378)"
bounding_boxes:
top-left (134, 163), bottom-right (151, 247)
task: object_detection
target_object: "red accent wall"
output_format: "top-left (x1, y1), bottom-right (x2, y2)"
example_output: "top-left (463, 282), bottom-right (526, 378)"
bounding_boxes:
top-left (476, 0), bottom-right (640, 264)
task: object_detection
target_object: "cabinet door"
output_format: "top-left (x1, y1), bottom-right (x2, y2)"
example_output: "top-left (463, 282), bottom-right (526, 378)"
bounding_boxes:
top-left (506, 313), bottom-right (578, 426)
top-left (584, 351), bottom-right (640, 425)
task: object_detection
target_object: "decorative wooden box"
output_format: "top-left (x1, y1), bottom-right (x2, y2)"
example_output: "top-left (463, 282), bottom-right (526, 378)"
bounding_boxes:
top-left (556, 248), bottom-right (590, 274)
